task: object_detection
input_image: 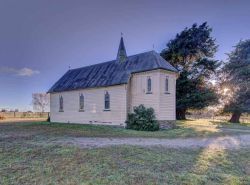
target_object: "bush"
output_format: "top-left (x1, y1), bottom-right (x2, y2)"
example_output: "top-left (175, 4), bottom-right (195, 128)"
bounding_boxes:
top-left (126, 104), bottom-right (159, 131)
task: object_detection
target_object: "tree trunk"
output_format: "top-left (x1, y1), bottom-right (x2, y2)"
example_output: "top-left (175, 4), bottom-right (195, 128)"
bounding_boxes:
top-left (176, 109), bottom-right (186, 120)
top-left (229, 112), bottom-right (241, 123)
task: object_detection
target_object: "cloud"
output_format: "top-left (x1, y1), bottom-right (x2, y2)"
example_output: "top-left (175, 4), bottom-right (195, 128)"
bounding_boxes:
top-left (0, 67), bottom-right (40, 77)
top-left (16, 68), bottom-right (40, 76)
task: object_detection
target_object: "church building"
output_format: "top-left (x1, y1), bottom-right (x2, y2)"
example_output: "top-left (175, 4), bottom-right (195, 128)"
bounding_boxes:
top-left (48, 37), bottom-right (178, 126)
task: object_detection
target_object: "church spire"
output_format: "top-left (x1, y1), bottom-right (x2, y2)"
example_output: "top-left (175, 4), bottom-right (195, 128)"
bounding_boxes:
top-left (117, 34), bottom-right (127, 63)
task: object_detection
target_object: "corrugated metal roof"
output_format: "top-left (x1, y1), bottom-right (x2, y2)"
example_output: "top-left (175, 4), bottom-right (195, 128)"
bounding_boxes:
top-left (48, 50), bottom-right (178, 93)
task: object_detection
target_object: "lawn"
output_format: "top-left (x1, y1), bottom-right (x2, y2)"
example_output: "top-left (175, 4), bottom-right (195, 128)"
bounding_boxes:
top-left (1, 141), bottom-right (249, 184)
top-left (0, 120), bottom-right (250, 185)
top-left (1, 120), bottom-right (249, 139)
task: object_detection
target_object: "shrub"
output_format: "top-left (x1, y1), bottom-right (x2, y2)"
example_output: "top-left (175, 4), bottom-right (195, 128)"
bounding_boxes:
top-left (0, 115), bottom-right (5, 120)
top-left (126, 104), bottom-right (159, 131)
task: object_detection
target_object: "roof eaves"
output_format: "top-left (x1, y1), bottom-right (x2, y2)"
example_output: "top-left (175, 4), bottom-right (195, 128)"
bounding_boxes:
top-left (48, 82), bottom-right (128, 93)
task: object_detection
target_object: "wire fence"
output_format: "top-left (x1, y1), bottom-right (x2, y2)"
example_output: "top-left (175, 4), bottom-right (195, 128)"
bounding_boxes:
top-left (0, 112), bottom-right (49, 120)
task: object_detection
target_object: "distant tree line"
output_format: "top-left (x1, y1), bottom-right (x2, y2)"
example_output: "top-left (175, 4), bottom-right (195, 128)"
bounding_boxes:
top-left (161, 22), bottom-right (250, 123)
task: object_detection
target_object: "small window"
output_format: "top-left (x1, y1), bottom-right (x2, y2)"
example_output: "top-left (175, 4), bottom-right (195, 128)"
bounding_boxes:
top-left (79, 93), bottom-right (84, 111)
top-left (147, 77), bottom-right (152, 93)
top-left (165, 77), bottom-right (169, 93)
top-left (104, 91), bottom-right (110, 110)
top-left (59, 95), bottom-right (63, 112)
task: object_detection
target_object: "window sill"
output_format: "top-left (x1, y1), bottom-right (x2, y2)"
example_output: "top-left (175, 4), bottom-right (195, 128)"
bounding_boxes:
top-left (164, 92), bottom-right (170, 94)
top-left (146, 92), bottom-right (152, 94)
top-left (103, 109), bottom-right (111, 111)
top-left (79, 109), bottom-right (85, 112)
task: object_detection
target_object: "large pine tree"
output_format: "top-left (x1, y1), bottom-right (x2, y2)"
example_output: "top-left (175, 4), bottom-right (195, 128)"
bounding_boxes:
top-left (161, 22), bottom-right (220, 120)
top-left (221, 40), bottom-right (250, 123)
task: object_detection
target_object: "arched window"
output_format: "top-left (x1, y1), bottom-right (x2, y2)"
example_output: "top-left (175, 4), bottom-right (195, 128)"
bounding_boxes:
top-left (104, 91), bottom-right (110, 110)
top-left (165, 77), bottom-right (169, 92)
top-left (79, 93), bottom-right (84, 111)
top-left (59, 95), bottom-right (63, 112)
top-left (147, 77), bottom-right (152, 93)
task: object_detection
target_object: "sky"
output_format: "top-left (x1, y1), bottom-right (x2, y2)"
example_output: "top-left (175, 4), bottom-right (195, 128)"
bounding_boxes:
top-left (0, 0), bottom-right (250, 111)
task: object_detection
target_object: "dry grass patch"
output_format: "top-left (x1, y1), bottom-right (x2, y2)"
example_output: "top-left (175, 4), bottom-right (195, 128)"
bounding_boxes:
top-left (1, 142), bottom-right (249, 185)
top-left (1, 121), bottom-right (250, 184)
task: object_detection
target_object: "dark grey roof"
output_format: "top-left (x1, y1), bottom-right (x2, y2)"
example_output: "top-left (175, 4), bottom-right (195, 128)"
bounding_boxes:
top-left (48, 50), bottom-right (178, 93)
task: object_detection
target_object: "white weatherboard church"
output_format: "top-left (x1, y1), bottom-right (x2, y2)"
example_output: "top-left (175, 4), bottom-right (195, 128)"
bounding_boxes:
top-left (48, 37), bottom-right (178, 126)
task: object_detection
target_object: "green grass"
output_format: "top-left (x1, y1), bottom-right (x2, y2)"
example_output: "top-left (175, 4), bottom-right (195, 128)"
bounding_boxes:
top-left (1, 142), bottom-right (249, 185)
top-left (1, 120), bottom-right (249, 139)
top-left (215, 121), bottom-right (250, 129)
top-left (0, 121), bottom-right (250, 184)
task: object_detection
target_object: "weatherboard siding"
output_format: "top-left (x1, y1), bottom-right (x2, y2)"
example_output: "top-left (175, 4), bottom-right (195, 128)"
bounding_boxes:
top-left (129, 70), bottom-right (176, 120)
top-left (50, 84), bottom-right (127, 126)
top-left (129, 70), bottom-right (160, 117)
top-left (158, 70), bottom-right (177, 120)
top-left (50, 70), bottom-right (177, 126)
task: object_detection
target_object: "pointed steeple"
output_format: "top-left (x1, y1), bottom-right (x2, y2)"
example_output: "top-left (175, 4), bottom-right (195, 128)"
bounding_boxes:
top-left (117, 34), bottom-right (127, 63)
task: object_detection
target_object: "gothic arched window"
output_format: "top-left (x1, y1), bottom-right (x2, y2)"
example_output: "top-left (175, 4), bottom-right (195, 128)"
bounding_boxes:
top-left (147, 77), bottom-right (152, 93)
top-left (104, 91), bottom-right (110, 110)
top-left (79, 93), bottom-right (84, 111)
top-left (165, 77), bottom-right (169, 92)
top-left (59, 95), bottom-right (63, 112)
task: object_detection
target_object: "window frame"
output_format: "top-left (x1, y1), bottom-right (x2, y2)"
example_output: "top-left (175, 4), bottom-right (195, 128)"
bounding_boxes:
top-left (165, 76), bottom-right (170, 94)
top-left (59, 95), bottom-right (64, 112)
top-left (104, 91), bottom-right (110, 111)
top-left (146, 76), bottom-right (152, 94)
top-left (79, 93), bottom-right (84, 112)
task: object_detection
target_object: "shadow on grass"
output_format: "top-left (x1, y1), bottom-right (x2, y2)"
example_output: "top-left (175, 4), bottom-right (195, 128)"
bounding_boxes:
top-left (1, 136), bottom-right (249, 184)
top-left (187, 138), bottom-right (250, 184)
top-left (1, 121), bottom-right (250, 184)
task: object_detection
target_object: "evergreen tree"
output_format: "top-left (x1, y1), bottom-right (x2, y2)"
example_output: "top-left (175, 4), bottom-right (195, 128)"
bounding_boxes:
top-left (221, 40), bottom-right (250, 123)
top-left (161, 22), bottom-right (219, 119)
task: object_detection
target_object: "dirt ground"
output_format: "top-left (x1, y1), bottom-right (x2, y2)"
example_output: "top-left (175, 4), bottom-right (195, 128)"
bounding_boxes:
top-left (1, 121), bottom-right (250, 184)
top-left (60, 134), bottom-right (250, 149)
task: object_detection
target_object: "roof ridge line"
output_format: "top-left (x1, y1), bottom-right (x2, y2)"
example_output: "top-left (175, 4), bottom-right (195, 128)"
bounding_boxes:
top-left (151, 50), bottom-right (161, 67)
top-left (48, 49), bottom-right (178, 93)
top-left (69, 50), bottom-right (155, 71)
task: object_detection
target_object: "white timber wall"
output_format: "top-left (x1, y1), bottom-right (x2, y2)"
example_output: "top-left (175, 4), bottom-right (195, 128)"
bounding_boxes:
top-left (158, 70), bottom-right (177, 120)
top-left (50, 84), bottom-right (127, 126)
top-left (129, 69), bottom-right (177, 120)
